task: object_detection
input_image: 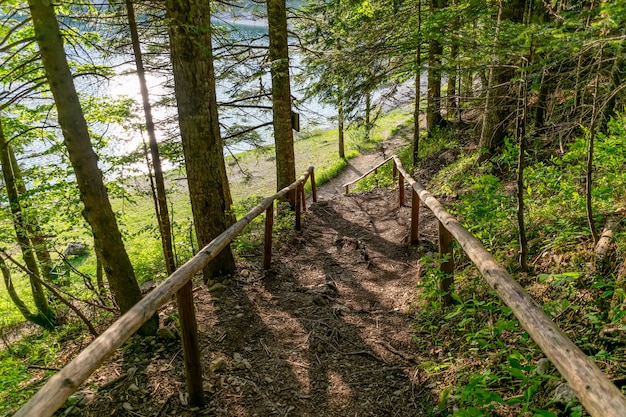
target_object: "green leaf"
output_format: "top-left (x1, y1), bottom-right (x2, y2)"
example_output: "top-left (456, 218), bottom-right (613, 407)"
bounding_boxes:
top-left (532, 409), bottom-right (558, 417)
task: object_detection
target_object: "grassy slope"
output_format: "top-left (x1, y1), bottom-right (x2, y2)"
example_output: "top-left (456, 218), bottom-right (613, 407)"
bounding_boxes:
top-left (0, 108), bottom-right (412, 414)
top-left (0, 108), bottom-right (412, 330)
top-left (406, 119), bottom-right (626, 416)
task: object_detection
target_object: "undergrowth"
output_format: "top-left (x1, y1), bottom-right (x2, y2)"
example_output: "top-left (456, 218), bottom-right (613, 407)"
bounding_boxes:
top-left (410, 115), bottom-right (626, 416)
top-left (350, 115), bottom-right (626, 416)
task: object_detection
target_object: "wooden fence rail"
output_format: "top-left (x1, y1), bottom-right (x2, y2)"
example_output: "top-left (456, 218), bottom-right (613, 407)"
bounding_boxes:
top-left (391, 155), bottom-right (626, 417)
top-left (342, 156), bottom-right (394, 195)
top-left (14, 167), bottom-right (316, 417)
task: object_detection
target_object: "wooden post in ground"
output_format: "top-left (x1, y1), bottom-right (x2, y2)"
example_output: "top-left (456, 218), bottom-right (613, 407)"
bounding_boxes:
top-left (398, 172), bottom-right (405, 207)
top-left (263, 204), bottom-right (274, 269)
top-left (344, 184), bottom-right (349, 195)
top-left (438, 221), bottom-right (455, 306)
top-left (393, 159), bottom-right (397, 180)
top-left (310, 168), bottom-right (317, 202)
top-left (411, 190), bottom-right (420, 244)
top-left (295, 186), bottom-right (302, 231)
top-left (300, 184), bottom-right (306, 212)
top-left (176, 282), bottom-right (204, 406)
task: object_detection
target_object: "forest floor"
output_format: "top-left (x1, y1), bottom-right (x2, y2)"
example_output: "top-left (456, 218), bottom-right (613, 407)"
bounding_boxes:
top-left (70, 132), bottom-right (452, 416)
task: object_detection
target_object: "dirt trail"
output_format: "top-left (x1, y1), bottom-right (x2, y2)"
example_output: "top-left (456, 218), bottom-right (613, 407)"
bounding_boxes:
top-left (71, 134), bottom-right (444, 417)
top-left (314, 134), bottom-right (406, 201)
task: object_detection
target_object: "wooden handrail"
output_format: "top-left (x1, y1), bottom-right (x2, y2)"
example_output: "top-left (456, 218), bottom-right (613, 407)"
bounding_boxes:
top-left (14, 167), bottom-right (315, 417)
top-left (342, 156), bottom-right (394, 194)
top-left (392, 155), bottom-right (626, 417)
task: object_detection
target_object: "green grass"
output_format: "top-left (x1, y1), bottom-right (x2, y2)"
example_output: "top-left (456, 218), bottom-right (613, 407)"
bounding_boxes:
top-left (0, 108), bottom-right (412, 415)
top-left (0, 107), bottom-right (413, 328)
top-left (409, 113), bottom-right (626, 416)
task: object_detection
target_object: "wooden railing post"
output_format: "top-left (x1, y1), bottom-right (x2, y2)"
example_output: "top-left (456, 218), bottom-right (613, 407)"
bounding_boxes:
top-left (300, 184), bottom-right (306, 212)
top-left (410, 190), bottom-right (420, 244)
top-left (295, 186), bottom-right (302, 231)
top-left (438, 221), bottom-right (455, 306)
top-left (263, 203), bottom-right (274, 269)
top-left (344, 184), bottom-right (349, 195)
top-left (176, 282), bottom-right (204, 406)
top-left (392, 159), bottom-right (397, 180)
top-left (398, 171), bottom-right (405, 207)
top-left (310, 168), bottom-right (317, 202)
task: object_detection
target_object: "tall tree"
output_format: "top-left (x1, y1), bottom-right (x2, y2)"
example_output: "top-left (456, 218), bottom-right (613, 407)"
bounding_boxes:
top-left (125, 0), bottom-right (176, 276)
top-left (165, 0), bottom-right (236, 280)
top-left (267, 0), bottom-right (297, 207)
top-left (27, 0), bottom-right (158, 335)
top-left (0, 118), bottom-right (55, 328)
top-left (412, 0), bottom-right (423, 166)
top-left (426, 0), bottom-right (445, 133)
top-left (478, 0), bottom-right (525, 160)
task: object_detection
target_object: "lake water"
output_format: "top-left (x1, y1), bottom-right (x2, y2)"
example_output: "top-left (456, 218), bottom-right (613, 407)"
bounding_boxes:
top-left (18, 12), bottom-right (422, 176)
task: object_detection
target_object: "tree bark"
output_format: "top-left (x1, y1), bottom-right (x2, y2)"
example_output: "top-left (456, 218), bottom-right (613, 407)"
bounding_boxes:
top-left (413, 1), bottom-right (422, 167)
top-left (7, 144), bottom-right (53, 280)
top-left (27, 0), bottom-right (157, 335)
top-left (586, 51), bottom-right (602, 245)
top-left (0, 118), bottom-right (55, 327)
top-left (426, 39), bottom-right (443, 131)
top-left (0, 255), bottom-right (54, 328)
top-left (166, 0), bottom-right (236, 280)
top-left (267, 0), bottom-right (297, 208)
top-left (426, 0), bottom-right (445, 133)
top-left (338, 99), bottom-right (345, 159)
top-left (478, 0), bottom-right (525, 160)
top-left (516, 63), bottom-right (528, 272)
top-left (447, 21), bottom-right (458, 117)
top-left (126, 0), bottom-right (176, 276)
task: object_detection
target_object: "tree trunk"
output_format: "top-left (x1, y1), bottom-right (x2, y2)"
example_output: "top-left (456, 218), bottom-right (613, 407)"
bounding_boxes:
top-left (7, 145), bottom-right (53, 280)
top-left (0, 118), bottom-right (55, 326)
top-left (0, 255), bottom-right (54, 328)
top-left (426, 39), bottom-right (443, 131)
top-left (586, 49), bottom-right (602, 245)
top-left (478, 0), bottom-right (525, 160)
top-left (426, 0), bottom-right (445, 133)
top-left (338, 99), bottom-right (345, 159)
top-left (447, 24), bottom-right (458, 117)
top-left (267, 0), bottom-right (297, 208)
top-left (27, 0), bottom-right (157, 335)
top-left (516, 64), bottom-right (528, 272)
top-left (166, 0), bottom-right (236, 280)
top-left (413, 1), bottom-right (422, 167)
top-left (126, 0), bottom-right (176, 276)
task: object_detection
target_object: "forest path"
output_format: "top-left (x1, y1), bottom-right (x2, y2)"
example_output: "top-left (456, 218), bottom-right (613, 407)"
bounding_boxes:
top-left (186, 187), bottom-right (439, 417)
top-left (312, 130), bottom-right (408, 201)
top-left (82, 131), bottom-right (445, 417)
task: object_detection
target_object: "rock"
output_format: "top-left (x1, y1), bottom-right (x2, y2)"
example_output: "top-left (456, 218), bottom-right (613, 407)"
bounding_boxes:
top-left (210, 357), bottom-right (227, 373)
top-left (122, 402), bottom-right (133, 411)
top-left (534, 358), bottom-right (551, 375)
top-left (128, 383), bottom-right (140, 392)
top-left (208, 282), bottom-right (226, 292)
top-left (233, 352), bottom-right (252, 370)
top-left (126, 367), bottom-right (137, 377)
top-left (157, 327), bottom-right (178, 340)
top-left (553, 382), bottom-right (577, 405)
top-left (64, 241), bottom-right (88, 257)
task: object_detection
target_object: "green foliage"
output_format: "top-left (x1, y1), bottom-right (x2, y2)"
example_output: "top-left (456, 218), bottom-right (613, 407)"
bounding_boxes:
top-left (411, 111), bottom-right (626, 416)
